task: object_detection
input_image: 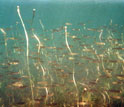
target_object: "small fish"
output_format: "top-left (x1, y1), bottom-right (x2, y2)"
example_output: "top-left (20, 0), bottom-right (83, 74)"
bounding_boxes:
top-left (10, 77), bottom-right (22, 81)
top-left (15, 102), bottom-right (25, 105)
top-left (112, 81), bottom-right (123, 85)
top-left (0, 74), bottom-right (3, 78)
top-left (34, 98), bottom-right (43, 102)
top-left (108, 89), bottom-right (121, 93)
top-left (68, 52), bottom-right (79, 56)
top-left (68, 57), bottom-right (75, 60)
top-left (8, 71), bottom-right (19, 75)
top-left (95, 42), bottom-right (105, 45)
top-left (105, 68), bottom-right (113, 72)
top-left (52, 29), bottom-right (61, 33)
top-left (7, 37), bottom-right (18, 40)
top-left (37, 81), bottom-right (48, 85)
top-left (88, 80), bottom-right (98, 85)
top-left (81, 56), bottom-right (95, 61)
top-left (4, 27), bottom-right (12, 31)
top-left (29, 28), bottom-right (35, 31)
top-left (99, 74), bottom-right (111, 78)
top-left (78, 22), bottom-right (86, 26)
top-left (56, 47), bottom-right (63, 50)
top-left (108, 60), bottom-right (118, 63)
top-left (47, 93), bottom-right (54, 97)
top-left (8, 60), bottom-right (19, 65)
top-left (47, 46), bottom-right (56, 49)
top-left (2, 66), bottom-right (9, 69)
top-left (88, 89), bottom-right (98, 93)
top-left (77, 101), bottom-right (89, 106)
top-left (55, 68), bottom-right (64, 72)
top-left (14, 48), bottom-right (24, 52)
top-left (113, 47), bottom-right (124, 50)
top-left (0, 28), bottom-right (6, 35)
top-left (69, 35), bottom-right (77, 39)
top-left (11, 82), bottom-right (24, 88)
top-left (29, 56), bottom-right (41, 60)
top-left (116, 75), bottom-right (124, 80)
top-left (21, 75), bottom-right (29, 78)
top-left (91, 60), bottom-right (100, 63)
top-left (46, 103), bottom-right (58, 106)
top-left (72, 28), bottom-right (80, 31)
top-left (65, 22), bottom-right (72, 25)
top-left (43, 38), bottom-right (49, 41)
top-left (82, 48), bottom-right (94, 52)
top-left (111, 96), bottom-right (121, 100)
top-left (96, 54), bottom-right (104, 57)
top-left (68, 80), bottom-right (75, 83)
top-left (19, 85), bottom-right (28, 89)
top-left (87, 28), bottom-right (101, 32)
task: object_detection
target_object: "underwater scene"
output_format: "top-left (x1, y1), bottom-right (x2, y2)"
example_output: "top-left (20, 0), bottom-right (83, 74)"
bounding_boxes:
top-left (0, 0), bottom-right (124, 106)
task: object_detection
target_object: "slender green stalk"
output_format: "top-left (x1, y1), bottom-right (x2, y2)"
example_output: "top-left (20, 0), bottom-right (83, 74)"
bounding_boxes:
top-left (31, 9), bottom-right (36, 25)
top-left (99, 29), bottom-right (103, 41)
top-left (33, 33), bottom-right (45, 76)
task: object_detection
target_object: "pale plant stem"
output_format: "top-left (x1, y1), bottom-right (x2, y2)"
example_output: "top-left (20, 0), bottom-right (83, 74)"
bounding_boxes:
top-left (33, 33), bottom-right (42, 53)
top-left (33, 32), bottom-right (48, 100)
top-left (99, 29), bottom-right (103, 41)
top-left (32, 33), bottom-right (46, 76)
top-left (72, 67), bottom-right (79, 107)
top-left (0, 28), bottom-right (8, 57)
top-left (39, 19), bottom-right (45, 31)
top-left (64, 26), bottom-right (79, 106)
top-left (64, 26), bottom-right (72, 55)
top-left (17, 6), bottom-right (34, 102)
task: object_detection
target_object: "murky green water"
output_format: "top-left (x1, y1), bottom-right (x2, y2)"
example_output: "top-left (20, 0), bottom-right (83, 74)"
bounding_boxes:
top-left (0, 1), bottom-right (124, 106)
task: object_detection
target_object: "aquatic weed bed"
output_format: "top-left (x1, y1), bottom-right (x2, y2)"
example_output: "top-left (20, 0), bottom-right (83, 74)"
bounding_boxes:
top-left (0, 6), bottom-right (124, 107)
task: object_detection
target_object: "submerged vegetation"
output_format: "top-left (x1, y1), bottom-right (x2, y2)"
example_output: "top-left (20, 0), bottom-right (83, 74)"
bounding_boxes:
top-left (0, 5), bottom-right (124, 107)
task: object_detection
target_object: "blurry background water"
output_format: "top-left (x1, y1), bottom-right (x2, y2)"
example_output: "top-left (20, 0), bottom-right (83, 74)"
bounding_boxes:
top-left (0, 0), bottom-right (124, 106)
top-left (0, 0), bottom-right (124, 28)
